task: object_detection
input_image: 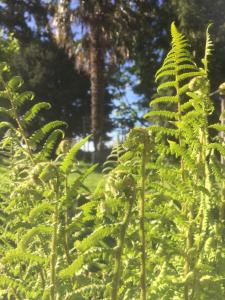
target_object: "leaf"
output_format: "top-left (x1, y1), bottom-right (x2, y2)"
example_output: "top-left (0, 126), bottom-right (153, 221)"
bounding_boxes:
top-left (0, 121), bottom-right (14, 130)
top-left (23, 102), bottom-right (51, 124)
top-left (59, 255), bottom-right (84, 278)
top-left (177, 71), bottom-right (204, 82)
top-left (18, 225), bottom-right (53, 250)
top-left (150, 96), bottom-right (178, 106)
top-left (15, 91), bottom-right (35, 107)
top-left (7, 76), bottom-right (24, 91)
top-left (145, 110), bottom-right (178, 120)
top-left (2, 249), bottom-right (46, 264)
top-left (38, 129), bottom-right (64, 159)
top-left (29, 121), bottom-right (67, 147)
top-left (75, 224), bottom-right (118, 252)
top-left (157, 80), bottom-right (177, 92)
top-left (28, 203), bottom-right (54, 222)
top-left (61, 135), bottom-right (91, 173)
top-left (209, 123), bottom-right (225, 132)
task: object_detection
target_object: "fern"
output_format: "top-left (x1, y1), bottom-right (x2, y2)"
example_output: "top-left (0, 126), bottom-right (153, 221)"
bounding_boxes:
top-left (61, 134), bottom-right (91, 173)
top-left (75, 224), bottom-right (118, 252)
top-left (23, 102), bottom-right (51, 125)
top-left (202, 24), bottom-right (213, 74)
top-left (29, 120), bottom-right (67, 148)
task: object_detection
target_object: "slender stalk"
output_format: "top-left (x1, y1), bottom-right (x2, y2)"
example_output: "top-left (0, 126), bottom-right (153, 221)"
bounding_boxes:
top-left (111, 192), bottom-right (135, 300)
top-left (50, 179), bottom-right (59, 300)
top-left (140, 146), bottom-right (147, 300)
top-left (63, 175), bottom-right (71, 264)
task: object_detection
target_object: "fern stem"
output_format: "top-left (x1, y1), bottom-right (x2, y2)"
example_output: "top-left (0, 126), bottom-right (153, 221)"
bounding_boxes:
top-left (63, 175), bottom-right (71, 264)
top-left (50, 179), bottom-right (59, 300)
top-left (111, 193), bottom-right (135, 300)
top-left (140, 146), bottom-right (147, 300)
top-left (40, 268), bottom-right (46, 289)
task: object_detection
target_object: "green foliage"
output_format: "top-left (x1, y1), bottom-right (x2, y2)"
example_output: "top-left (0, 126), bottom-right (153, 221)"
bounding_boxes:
top-left (0, 40), bottom-right (96, 300)
top-left (1, 22), bottom-right (225, 300)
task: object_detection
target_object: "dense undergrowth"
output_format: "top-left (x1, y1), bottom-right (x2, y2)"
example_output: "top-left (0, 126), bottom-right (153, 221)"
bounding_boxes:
top-left (1, 23), bottom-right (225, 299)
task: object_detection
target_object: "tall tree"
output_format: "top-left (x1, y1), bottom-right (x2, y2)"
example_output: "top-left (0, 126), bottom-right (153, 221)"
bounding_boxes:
top-left (52, 0), bottom-right (172, 158)
top-left (0, 0), bottom-right (94, 138)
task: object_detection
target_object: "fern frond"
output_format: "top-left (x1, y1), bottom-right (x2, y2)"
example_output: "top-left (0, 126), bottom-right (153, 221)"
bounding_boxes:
top-left (177, 71), bottom-right (204, 82)
top-left (202, 24), bottom-right (213, 73)
top-left (18, 225), bottom-right (53, 250)
top-left (150, 96), bottom-right (178, 106)
top-left (157, 81), bottom-right (177, 92)
top-left (208, 142), bottom-right (225, 156)
top-left (23, 102), bottom-right (51, 125)
top-left (0, 121), bottom-right (14, 131)
top-left (75, 224), bottom-right (118, 252)
top-left (209, 123), bottom-right (225, 132)
top-left (37, 129), bottom-right (64, 159)
top-left (28, 203), bottom-right (54, 222)
top-left (59, 255), bottom-right (84, 278)
top-left (0, 275), bottom-right (22, 289)
top-left (29, 121), bottom-right (67, 147)
top-left (61, 135), bottom-right (91, 173)
top-left (2, 249), bottom-right (46, 264)
top-left (148, 126), bottom-right (179, 137)
top-left (103, 143), bottom-right (125, 173)
top-left (0, 107), bottom-right (13, 117)
top-left (145, 110), bottom-right (178, 120)
top-left (7, 76), bottom-right (23, 91)
top-left (15, 91), bottom-right (35, 107)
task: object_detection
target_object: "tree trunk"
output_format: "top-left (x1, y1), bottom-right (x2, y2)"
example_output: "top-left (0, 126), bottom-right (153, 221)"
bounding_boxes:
top-left (89, 23), bottom-right (105, 162)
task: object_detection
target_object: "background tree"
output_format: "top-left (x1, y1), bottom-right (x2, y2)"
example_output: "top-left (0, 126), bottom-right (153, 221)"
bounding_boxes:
top-left (0, 0), bottom-right (93, 138)
top-left (51, 0), bottom-right (175, 158)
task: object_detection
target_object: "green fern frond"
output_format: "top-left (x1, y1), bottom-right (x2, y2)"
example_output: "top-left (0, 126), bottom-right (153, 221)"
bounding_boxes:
top-left (179, 83), bottom-right (190, 95)
top-left (15, 91), bottom-right (35, 107)
top-left (145, 110), bottom-right (178, 120)
top-left (103, 143), bottom-right (125, 173)
top-left (155, 22), bottom-right (200, 100)
top-left (157, 81), bottom-right (177, 92)
top-left (75, 224), bottom-right (118, 252)
top-left (177, 71), bottom-right (203, 82)
top-left (150, 96), bottom-right (178, 106)
top-left (28, 203), bottom-right (54, 222)
top-left (23, 102), bottom-right (51, 125)
top-left (82, 163), bottom-right (98, 181)
top-left (29, 121), bottom-right (67, 147)
top-left (156, 69), bottom-right (176, 80)
top-left (18, 225), bottom-right (53, 250)
top-left (2, 249), bottom-right (46, 264)
top-left (148, 126), bottom-right (179, 137)
top-left (37, 129), bottom-right (64, 159)
top-left (0, 121), bottom-right (14, 131)
top-left (180, 100), bottom-right (193, 112)
top-left (209, 123), bottom-right (225, 132)
top-left (0, 275), bottom-right (22, 289)
top-left (202, 24), bottom-right (213, 73)
top-left (0, 107), bottom-right (13, 117)
top-left (61, 135), bottom-right (91, 173)
top-left (59, 255), bottom-right (84, 278)
top-left (208, 142), bottom-right (225, 156)
top-left (7, 76), bottom-right (24, 91)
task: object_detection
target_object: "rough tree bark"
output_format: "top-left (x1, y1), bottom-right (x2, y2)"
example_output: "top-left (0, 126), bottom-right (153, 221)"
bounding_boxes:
top-left (89, 22), bottom-right (105, 161)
